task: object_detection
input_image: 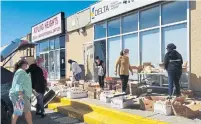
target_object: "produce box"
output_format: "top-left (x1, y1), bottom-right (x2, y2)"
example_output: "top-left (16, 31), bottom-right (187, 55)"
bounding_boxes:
top-left (139, 98), bottom-right (155, 111)
top-left (100, 91), bottom-right (125, 103)
top-left (100, 91), bottom-right (114, 103)
top-left (88, 90), bottom-right (97, 99)
top-left (66, 87), bottom-right (87, 99)
top-left (172, 100), bottom-right (201, 118)
top-left (111, 95), bottom-right (134, 109)
top-left (181, 90), bottom-right (193, 98)
top-left (154, 100), bottom-right (173, 116)
top-left (78, 84), bottom-right (84, 89)
top-left (60, 86), bottom-right (69, 97)
top-left (128, 81), bottom-right (138, 95)
top-left (140, 96), bottom-right (166, 111)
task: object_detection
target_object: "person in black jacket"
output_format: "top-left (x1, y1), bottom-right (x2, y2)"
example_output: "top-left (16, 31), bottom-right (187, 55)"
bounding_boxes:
top-left (26, 58), bottom-right (47, 118)
top-left (95, 56), bottom-right (106, 90)
top-left (164, 43), bottom-right (183, 97)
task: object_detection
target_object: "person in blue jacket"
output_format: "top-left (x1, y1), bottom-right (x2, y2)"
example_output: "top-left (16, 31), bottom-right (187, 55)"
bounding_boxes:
top-left (164, 43), bottom-right (183, 97)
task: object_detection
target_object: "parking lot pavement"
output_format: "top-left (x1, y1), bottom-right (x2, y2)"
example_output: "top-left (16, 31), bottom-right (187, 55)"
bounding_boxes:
top-left (17, 108), bottom-right (84, 124)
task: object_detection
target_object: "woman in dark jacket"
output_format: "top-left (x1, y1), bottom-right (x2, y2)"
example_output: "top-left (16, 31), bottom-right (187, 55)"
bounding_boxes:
top-left (95, 56), bottom-right (106, 90)
top-left (26, 58), bottom-right (47, 118)
top-left (164, 43), bottom-right (183, 97)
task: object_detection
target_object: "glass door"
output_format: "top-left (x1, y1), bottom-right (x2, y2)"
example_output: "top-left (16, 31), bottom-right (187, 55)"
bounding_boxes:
top-left (94, 40), bottom-right (106, 81)
top-left (39, 52), bottom-right (49, 71)
top-left (55, 50), bottom-right (60, 80)
top-left (83, 43), bottom-right (94, 81)
top-left (49, 51), bottom-right (55, 80)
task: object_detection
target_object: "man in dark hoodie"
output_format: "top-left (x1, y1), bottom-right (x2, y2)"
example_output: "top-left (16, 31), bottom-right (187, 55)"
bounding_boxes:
top-left (26, 58), bottom-right (47, 118)
top-left (164, 43), bottom-right (183, 97)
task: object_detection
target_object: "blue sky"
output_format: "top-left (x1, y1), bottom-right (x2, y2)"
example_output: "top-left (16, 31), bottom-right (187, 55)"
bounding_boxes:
top-left (1, 1), bottom-right (96, 46)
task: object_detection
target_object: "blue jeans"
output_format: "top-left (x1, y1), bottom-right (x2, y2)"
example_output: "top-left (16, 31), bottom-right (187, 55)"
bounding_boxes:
top-left (36, 93), bottom-right (44, 113)
top-left (168, 70), bottom-right (182, 96)
top-left (74, 72), bottom-right (82, 81)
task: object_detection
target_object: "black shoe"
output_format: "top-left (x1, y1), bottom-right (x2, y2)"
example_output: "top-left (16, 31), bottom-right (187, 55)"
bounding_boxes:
top-left (35, 112), bottom-right (41, 115)
top-left (41, 113), bottom-right (46, 118)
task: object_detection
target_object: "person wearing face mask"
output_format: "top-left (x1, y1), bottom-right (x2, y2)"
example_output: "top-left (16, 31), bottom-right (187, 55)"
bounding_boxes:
top-left (9, 59), bottom-right (33, 124)
top-left (164, 43), bottom-right (183, 97)
top-left (115, 49), bottom-right (133, 93)
top-left (26, 57), bottom-right (47, 118)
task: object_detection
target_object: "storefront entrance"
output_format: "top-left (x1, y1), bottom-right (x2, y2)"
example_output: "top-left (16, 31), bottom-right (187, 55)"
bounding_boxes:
top-left (83, 43), bottom-right (94, 81)
top-left (94, 40), bottom-right (106, 82)
top-left (36, 35), bottom-right (66, 81)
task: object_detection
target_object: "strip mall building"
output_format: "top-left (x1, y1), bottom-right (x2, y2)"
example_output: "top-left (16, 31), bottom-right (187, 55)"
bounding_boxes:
top-left (65, 0), bottom-right (201, 96)
top-left (4, 0), bottom-right (200, 96)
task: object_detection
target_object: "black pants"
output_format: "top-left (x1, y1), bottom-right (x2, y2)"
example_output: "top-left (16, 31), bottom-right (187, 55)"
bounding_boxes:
top-left (36, 93), bottom-right (45, 113)
top-left (168, 70), bottom-right (182, 96)
top-left (120, 75), bottom-right (129, 93)
top-left (98, 76), bottom-right (105, 89)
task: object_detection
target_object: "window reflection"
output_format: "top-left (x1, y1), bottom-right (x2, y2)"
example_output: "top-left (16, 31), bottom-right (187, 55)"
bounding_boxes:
top-left (108, 19), bottom-right (120, 36)
top-left (122, 13), bottom-right (138, 33)
top-left (162, 1), bottom-right (187, 25)
top-left (60, 36), bottom-right (65, 48)
top-left (50, 39), bottom-right (54, 50)
top-left (108, 37), bottom-right (121, 77)
top-left (94, 22), bottom-right (106, 39)
top-left (40, 40), bottom-right (49, 52)
top-left (140, 29), bottom-right (160, 66)
top-left (55, 37), bottom-right (60, 49)
top-left (140, 6), bottom-right (159, 29)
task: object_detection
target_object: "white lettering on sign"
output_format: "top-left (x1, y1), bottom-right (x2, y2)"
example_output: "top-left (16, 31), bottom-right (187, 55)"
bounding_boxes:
top-left (31, 13), bottom-right (63, 42)
top-left (90, 0), bottom-right (161, 23)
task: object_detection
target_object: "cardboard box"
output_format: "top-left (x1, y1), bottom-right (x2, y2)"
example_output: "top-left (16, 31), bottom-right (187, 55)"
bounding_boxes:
top-left (139, 98), bottom-right (155, 111)
top-left (128, 81), bottom-right (138, 95)
top-left (88, 90), bottom-right (96, 99)
top-left (111, 96), bottom-right (134, 109)
top-left (181, 90), bottom-right (193, 98)
top-left (67, 87), bottom-right (87, 99)
top-left (100, 91), bottom-right (114, 103)
top-left (139, 96), bottom-right (167, 111)
top-left (172, 101), bottom-right (201, 118)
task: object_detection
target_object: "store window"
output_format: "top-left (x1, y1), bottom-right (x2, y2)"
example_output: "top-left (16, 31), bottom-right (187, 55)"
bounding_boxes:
top-left (123, 33), bottom-right (138, 79)
top-left (108, 18), bottom-right (120, 36)
top-left (55, 37), bottom-right (60, 49)
top-left (140, 29), bottom-right (160, 66)
top-left (36, 44), bottom-right (40, 57)
top-left (108, 36), bottom-right (121, 77)
top-left (122, 13), bottom-right (138, 33)
top-left (55, 50), bottom-right (60, 79)
top-left (50, 39), bottom-right (54, 50)
top-left (162, 1), bottom-right (187, 25)
top-left (60, 35), bottom-right (65, 48)
top-left (94, 22), bottom-right (106, 39)
top-left (140, 6), bottom-right (159, 30)
top-left (60, 49), bottom-right (66, 77)
top-left (162, 23), bottom-right (187, 61)
top-left (40, 40), bottom-right (49, 52)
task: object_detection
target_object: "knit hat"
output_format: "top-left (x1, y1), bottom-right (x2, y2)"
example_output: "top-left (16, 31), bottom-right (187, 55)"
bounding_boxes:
top-left (166, 43), bottom-right (176, 50)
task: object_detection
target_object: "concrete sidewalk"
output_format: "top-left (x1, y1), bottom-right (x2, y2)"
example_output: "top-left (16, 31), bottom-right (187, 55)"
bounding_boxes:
top-left (17, 108), bottom-right (84, 124)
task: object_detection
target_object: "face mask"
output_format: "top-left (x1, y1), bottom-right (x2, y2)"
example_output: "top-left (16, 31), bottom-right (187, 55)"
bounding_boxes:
top-left (38, 62), bottom-right (44, 67)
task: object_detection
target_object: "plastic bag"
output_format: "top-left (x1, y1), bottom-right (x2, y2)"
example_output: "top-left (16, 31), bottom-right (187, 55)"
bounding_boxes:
top-left (13, 97), bottom-right (24, 116)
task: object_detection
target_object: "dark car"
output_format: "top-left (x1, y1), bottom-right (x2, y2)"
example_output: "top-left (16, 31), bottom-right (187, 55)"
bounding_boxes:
top-left (1, 39), bottom-right (36, 124)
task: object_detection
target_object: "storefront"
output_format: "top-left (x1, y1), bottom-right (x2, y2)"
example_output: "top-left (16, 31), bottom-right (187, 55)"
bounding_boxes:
top-left (66, 8), bottom-right (94, 80)
top-left (32, 12), bottom-right (66, 81)
top-left (91, 1), bottom-right (190, 88)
